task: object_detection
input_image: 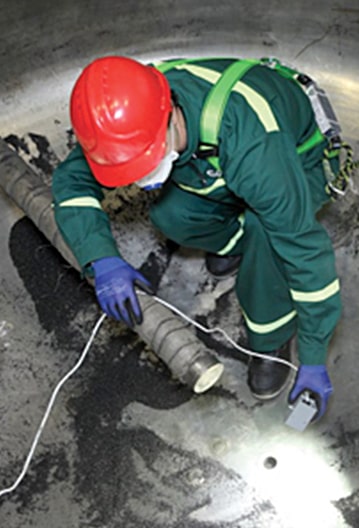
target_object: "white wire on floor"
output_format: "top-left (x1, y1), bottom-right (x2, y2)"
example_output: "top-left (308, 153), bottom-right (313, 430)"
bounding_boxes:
top-left (0, 313), bottom-right (106, 499)
top-left (0, 292), bottom-right (297, 498)
top-left (149, 292), bottom-right (298, 371)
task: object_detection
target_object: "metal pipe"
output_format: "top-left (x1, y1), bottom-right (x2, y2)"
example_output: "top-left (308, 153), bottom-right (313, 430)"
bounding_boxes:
top-left (134, 294), bottom-right (224, 393)
top-left (0, 138), bottom-right (224, 393)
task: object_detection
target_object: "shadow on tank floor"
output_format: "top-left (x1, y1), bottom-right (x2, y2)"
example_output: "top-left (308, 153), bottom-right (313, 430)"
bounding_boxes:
top-left (0, 1), bottom-right (359, 527)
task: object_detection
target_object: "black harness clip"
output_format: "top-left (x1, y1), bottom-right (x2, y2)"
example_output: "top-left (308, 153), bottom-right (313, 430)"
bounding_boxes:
top-left (193, 142), bottom-right (219, 160)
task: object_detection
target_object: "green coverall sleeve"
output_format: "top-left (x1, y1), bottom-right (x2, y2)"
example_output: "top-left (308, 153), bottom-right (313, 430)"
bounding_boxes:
top-left (225, 130), bottom-right (341, 365)
top-left (51, 144), bottom-right (121, 271)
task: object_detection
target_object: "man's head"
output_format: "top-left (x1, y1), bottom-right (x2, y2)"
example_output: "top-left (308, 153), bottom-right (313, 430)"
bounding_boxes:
top-left (70, 56), bottom-right (173, 188)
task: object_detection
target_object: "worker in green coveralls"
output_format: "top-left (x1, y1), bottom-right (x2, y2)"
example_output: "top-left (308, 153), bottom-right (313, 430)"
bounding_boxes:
top-left (52, 56), bottom-right (343, 421)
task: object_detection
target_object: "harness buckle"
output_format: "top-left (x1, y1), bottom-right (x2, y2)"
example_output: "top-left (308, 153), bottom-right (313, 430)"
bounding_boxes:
top-left (194, 142), bottom-right (219, 160)
top-left (323, 140), bottom-right (358, 200)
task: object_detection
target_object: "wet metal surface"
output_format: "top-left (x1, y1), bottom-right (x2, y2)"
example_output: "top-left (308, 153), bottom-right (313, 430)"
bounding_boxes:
top-left (1, 1), bottom-right (359, 527)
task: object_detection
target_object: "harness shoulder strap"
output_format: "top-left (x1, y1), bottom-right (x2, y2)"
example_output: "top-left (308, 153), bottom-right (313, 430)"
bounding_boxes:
top-left (155, 58), bottom-right (261, 171)
top-left (198, 57), bottom-right (332, 170)
top-left (198, 59), bottom-right (260, 170)
top-left (155, 57), bottom-right (327, 173)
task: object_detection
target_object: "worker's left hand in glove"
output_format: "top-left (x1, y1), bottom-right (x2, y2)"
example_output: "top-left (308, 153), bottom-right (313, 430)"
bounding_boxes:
top-left (289, 365), bottom-right (333, 421)
top-left (92, 256), bottom-right (154, 327)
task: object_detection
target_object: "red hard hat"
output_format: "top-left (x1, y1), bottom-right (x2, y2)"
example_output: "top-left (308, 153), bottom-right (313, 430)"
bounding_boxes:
top-left (70, 56), bottom-right (172, 187)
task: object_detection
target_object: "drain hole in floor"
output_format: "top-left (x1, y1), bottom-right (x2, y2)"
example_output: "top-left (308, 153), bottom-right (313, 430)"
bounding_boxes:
top-left (264, 456), bottom-right (277, 469)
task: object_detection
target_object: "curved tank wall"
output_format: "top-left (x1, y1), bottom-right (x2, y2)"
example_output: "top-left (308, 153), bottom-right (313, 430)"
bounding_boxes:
top-left (1, 0), bottom-right (358, 153)
top-left (0, 2), bottom-right (359, 528)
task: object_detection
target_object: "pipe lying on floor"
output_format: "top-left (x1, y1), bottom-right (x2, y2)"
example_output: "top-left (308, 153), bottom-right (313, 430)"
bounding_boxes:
top-left (0, 138), bottom-right (224, 393)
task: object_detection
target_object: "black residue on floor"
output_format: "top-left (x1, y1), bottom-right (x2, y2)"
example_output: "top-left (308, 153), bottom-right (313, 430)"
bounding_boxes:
top-left (9, 448), bottom-right (70, 512)
top-left (333, 488), bottom-right (359, 528)
top-left (65, 128), bottom-right (77, 151)
top-left (28, 133), bottom-right (60, 176)
top-left (73, 419), bottom-right (276, 528)
top-left (3, 134), bottom-right (30, 155)
top-left (8, 215), bottom-right (275, 527)
top-left (139, 239), bottom-right (179, 291)
top-left (4, 132), bottom-right (60, 177)
top-left (9, 216), bottom-right (95, 345)
top-left (8, 216), bottom-right (198, 503)
top-left (9, 216), bottom-right (193, 405)
top-left (195, 312), bottom-right (248, 365)
top-left (325, 419), bottom-right (359, 472)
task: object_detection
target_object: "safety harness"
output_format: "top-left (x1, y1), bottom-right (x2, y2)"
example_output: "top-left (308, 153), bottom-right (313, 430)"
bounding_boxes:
top-left (156, 57), bottom-right (358, 200)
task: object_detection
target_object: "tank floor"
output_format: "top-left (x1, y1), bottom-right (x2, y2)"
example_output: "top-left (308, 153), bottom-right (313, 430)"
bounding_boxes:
top-left (1, 1), bottom-right (359, 526)
top-left (1, 179), bottom-right (359, 527)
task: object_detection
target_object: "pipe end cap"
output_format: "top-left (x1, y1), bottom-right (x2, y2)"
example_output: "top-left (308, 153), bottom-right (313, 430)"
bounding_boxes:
top-left (193, 363), bottom-right (224, 394)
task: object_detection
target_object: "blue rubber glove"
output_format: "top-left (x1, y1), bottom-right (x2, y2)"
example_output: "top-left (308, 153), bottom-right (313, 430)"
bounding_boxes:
top-left (289, 365), bottom-right (333, 421)
top-left (92, 256), bottom-right (153, 327)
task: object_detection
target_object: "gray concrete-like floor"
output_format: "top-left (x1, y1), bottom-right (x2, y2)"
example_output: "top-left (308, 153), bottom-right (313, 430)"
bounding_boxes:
top-left (1, 1), bottom-right (359, 527)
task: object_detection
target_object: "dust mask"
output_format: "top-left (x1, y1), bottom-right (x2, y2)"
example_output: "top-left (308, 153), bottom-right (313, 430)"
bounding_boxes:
top-left (136, 123), bottom-right (179, 190)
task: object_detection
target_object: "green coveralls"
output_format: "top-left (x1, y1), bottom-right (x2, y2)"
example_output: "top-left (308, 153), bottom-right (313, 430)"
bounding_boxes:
top-left (52, 58), bottom-right (342, 366)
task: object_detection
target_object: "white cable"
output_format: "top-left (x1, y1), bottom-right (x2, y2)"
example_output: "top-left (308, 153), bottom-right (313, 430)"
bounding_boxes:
top-left (147, 292), bottom-right (298, 372)
top-left (0, 291), bottom-right (297, 498)
top-left (0, 313), bottom-right (107, 498)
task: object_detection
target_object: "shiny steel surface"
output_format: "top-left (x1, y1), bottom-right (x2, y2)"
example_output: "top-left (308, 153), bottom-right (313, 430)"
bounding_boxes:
top-left (0, 1), bottom-right (358, 527)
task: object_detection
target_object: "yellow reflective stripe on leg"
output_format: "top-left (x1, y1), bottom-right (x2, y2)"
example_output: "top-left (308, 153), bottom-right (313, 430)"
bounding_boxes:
top-left (242, 308), bottom-right (297, 334)
top-left (217, 214), bottom-right (245, 255)
top-left (290, 278), bottom-right (340, 303)
top-left (58, 197), bottom-right (102, 209)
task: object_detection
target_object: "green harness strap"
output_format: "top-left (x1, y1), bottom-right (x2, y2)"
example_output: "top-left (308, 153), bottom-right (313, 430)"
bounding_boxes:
top-left (155, 57), bottom-right (327, 172)
top-left (157, 58), bottom-right (266, 171)
top-left (156, 57), bottom-right (358, 199)
top-left (198, 59), bottom-right (261, 171)
top-left (199, 57), bottom-right (331, 170)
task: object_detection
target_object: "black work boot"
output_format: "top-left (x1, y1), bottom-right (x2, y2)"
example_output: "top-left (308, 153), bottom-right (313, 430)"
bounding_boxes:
top-left (247, 341), bottom-right (292, 400)
top-left (205, 253), bottom-right (242, 279)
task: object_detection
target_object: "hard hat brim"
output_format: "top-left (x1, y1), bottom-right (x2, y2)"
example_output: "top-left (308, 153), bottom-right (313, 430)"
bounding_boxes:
top-left (84, 122), bottom-right (168, 188)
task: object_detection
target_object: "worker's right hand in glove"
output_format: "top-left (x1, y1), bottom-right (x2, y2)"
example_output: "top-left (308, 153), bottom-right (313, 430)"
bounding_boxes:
top-left (92, 256), bottom-right (154, 327)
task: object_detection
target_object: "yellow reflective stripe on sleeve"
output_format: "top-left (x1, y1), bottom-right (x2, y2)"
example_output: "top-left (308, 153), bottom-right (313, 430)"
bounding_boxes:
top-left (242, 308), bottom-right (297, 334)
top-left (175, 64), bottom-right (279, 133)
top-left (58, 197), bottom-right (102, 209)
top-left (178, 178), bottom-right (226, 195)
top-left (174, 64), bottom-right (220, 84)
top-left (217, 214), bottom-right (245, 255)
top-left (232, 81), bottom-right (279, 132)
top-left (290, 279), bottom-right (340, 303)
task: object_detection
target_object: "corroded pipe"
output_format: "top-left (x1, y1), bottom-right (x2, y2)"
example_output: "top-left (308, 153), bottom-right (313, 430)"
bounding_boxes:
top-left (0, 138), bottom-right (223, 393)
